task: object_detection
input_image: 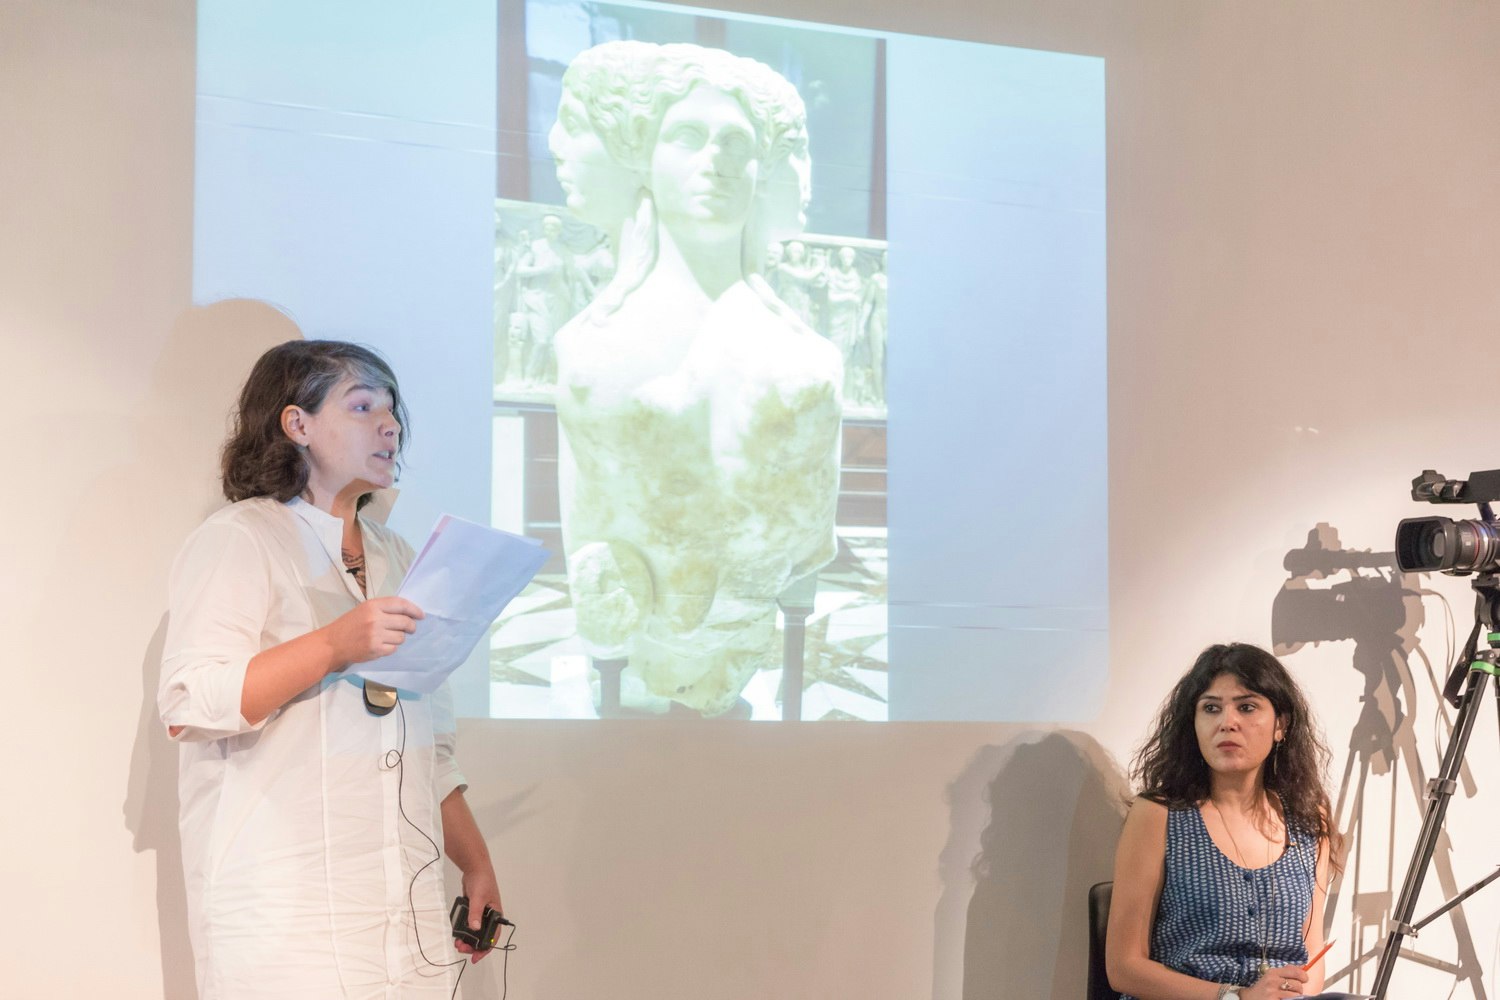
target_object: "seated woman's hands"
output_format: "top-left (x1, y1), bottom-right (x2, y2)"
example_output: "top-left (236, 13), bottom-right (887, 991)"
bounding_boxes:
top-left (1244, 965), bottom-right (1309, 999)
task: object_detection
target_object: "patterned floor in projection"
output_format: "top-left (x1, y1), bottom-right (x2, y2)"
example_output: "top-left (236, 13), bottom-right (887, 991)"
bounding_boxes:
top-left (488, 527), bottom-right (888, 720)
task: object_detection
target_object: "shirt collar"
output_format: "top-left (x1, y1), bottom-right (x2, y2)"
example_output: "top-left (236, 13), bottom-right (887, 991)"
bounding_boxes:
top-left (360, 488), bottom-right (399, 526)
top-left (285, 496), bottom-right (346, 581)
top-left (285, 491), bottom-right (401, 598)
top-left (284, 490), bottom-right (400, 530)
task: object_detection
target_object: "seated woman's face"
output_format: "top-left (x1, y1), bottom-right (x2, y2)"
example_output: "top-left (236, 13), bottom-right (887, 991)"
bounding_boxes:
top-left (1194, 673), bottom-right (1281, 776)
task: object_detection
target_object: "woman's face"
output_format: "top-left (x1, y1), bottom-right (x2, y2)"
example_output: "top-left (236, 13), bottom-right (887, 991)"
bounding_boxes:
top-left (649, 84), bottom-right (758, 238)
top-left (1194, 672), bottom-right (1283, 779)
top-left (288, 377), bottom-right (402, 503)
top-left (549, 90), bottom-right (642, 231)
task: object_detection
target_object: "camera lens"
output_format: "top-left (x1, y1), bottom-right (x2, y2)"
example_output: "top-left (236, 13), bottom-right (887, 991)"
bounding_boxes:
top-left (1396, 516), bottom-right (1500, 575)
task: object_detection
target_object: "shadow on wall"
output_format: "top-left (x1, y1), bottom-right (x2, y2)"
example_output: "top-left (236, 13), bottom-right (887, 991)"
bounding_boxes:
top-left (1272, 522), bottom-right (1489, 999)
top-left (119, 300), bottom-right (304, 1000)
top-left (935, 731), bottom-right (1131, 1000)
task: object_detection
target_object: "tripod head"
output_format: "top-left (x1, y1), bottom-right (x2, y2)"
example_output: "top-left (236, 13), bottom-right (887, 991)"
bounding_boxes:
top-left (1442, 572), bottom-right (1500, 708)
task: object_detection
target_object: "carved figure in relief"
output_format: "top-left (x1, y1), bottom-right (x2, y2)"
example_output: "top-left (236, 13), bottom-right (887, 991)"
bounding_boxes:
top-left (493, 208), bottom-right (520, 387)
top-left (860, 249), bottom-right (887, 405)
top-left (772, 239), bottom-right (821, 328)
top-left (548, 41), bottom-right (841, 716)
top-left (572, 234), bottom-right (616, 314)
top-left (515, 214), bottom-right (577, 385)
top-left (825, 245), bottom-right (865, 396)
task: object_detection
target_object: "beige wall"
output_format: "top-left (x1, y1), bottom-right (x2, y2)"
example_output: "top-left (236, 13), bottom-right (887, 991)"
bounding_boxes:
top-left (5, 1), bottom-right (1500, 996)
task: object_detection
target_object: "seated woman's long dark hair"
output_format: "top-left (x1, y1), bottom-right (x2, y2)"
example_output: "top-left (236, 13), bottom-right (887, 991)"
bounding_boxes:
top-left (1132, 643), bottom-right (1344, 865)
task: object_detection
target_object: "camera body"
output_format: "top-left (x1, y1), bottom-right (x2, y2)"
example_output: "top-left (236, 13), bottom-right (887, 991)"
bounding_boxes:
top-left (1396, 470), bottom-right (1500, 575)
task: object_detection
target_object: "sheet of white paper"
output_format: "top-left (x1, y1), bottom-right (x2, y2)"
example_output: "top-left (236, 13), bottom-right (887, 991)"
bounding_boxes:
top-left (352, 515), bottom-right (549, 693)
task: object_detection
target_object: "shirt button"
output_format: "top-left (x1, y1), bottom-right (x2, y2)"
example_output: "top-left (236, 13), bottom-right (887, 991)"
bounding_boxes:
top-left (1247, 906), bottom-right (1256, 916)
top-left (1243, 873), bottom-right (1253, 882)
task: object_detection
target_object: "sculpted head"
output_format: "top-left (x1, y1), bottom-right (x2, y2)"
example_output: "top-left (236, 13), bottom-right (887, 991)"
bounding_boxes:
top-left (549, 41), bottom-right (658, 231)
top-left (649, 81), bottom-right (760, 238)
top-left (550, 41), bottom-right (811, 252)
top-left (725, 53), bottom-right (811, 249)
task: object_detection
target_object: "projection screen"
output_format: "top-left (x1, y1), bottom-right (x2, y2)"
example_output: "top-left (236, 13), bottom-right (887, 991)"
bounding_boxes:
top-left (192, 0), bottom-right (1106, 723)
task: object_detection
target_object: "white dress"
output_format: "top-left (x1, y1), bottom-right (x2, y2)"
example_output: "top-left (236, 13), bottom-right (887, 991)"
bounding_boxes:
top-left (159, 495), bottom-right (467, 999)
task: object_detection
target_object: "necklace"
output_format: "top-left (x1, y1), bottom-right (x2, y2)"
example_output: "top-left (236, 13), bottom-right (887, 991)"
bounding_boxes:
top-left (1210, 797), bottom-right (1279, 979)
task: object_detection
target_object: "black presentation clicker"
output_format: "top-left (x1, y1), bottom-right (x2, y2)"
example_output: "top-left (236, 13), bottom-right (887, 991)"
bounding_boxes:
top-left (450, 895), bottom-right (510, 951)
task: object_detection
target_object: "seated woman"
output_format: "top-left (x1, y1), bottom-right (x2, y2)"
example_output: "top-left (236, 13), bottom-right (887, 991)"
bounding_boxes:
top-left (1107, 643), bottom-right (1343, 1000)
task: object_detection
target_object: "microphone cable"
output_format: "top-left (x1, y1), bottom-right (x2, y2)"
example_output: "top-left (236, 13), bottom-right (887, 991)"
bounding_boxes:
top-left (384, 697), bottom-right (516, 999)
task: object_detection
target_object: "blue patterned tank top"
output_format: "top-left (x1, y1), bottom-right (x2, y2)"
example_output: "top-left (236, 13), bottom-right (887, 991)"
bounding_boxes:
top-left (1120, 805), bottom-right (1316, 1000)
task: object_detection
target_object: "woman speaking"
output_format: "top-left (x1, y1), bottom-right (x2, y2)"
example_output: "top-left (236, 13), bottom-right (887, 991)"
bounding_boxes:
top-left (158, 340), bottom-right (500, 998)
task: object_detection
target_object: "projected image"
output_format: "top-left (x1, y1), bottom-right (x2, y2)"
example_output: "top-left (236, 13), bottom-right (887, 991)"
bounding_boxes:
top-left (493, 215), bottom-right (888, 414)
top-left (491, 22), bottom-right (889, 720)
top-left (191, 0), bottom-right (1106, 723)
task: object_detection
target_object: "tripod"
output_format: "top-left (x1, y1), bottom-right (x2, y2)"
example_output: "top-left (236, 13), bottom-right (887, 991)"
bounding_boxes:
top-left (1369, 573), bottom-right (1500, 1000)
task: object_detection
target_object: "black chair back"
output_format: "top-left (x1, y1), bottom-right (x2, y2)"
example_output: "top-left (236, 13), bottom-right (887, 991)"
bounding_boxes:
top-left (1088, 881), bottom-right (1123, 1000)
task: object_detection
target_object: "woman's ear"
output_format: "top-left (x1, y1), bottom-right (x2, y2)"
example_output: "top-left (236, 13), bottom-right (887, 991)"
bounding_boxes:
top-left (281, 405), bottom-right (310, 447)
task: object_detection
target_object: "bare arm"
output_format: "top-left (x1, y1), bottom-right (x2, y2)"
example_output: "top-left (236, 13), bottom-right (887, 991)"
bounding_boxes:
top-left (442, 788), bottom-right (503, 963)
top-left (1301, 835), bottom-right (1333, 995)
top-left (1106, 799), bottom-right (1221, 1000)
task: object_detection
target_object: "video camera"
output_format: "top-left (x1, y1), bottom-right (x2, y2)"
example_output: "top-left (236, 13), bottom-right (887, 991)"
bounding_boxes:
top-left (1395, 469), bottom-right (1500, 575)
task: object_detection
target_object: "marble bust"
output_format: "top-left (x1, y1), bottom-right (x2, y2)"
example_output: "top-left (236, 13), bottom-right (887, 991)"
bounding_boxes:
top-left (549, 42), bottom-right (842, 716)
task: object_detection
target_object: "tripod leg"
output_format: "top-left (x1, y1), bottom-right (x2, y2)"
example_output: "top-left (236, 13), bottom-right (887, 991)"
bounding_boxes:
top-left (1370, 666), bottom-right (1492, 1000)
top-left (1389, 707), bottom-right (1490, 1000)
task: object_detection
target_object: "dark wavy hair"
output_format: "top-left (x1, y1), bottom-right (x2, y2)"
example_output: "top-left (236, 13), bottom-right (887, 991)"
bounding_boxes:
top-left (221, 340), bottom-right (408, 507)
top-left (1132, 643), bottom-right (1343, 864)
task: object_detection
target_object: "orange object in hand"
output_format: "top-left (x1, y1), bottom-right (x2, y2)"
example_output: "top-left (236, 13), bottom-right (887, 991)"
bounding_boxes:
top-left (1302, 939), bottom-right (1335, 972)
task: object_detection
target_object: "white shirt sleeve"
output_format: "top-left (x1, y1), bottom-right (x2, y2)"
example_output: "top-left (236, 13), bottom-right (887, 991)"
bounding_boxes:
top-left (158, 517), bottom-right (277, 741)
top-left (431, 680), bottom-right (468, 802)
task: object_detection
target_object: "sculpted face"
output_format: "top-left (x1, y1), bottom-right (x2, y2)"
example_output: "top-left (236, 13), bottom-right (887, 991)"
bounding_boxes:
top-left (549, 91), bottom-right (642, 230)
top-left (756, 146), bottom-right (811, 243)
top-left (650, 85), bottom-right (758, 237)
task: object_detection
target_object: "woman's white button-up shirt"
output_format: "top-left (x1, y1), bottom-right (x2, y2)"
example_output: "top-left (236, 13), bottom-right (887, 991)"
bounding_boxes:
top-left (159, 496), bottom-right (467, 999)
